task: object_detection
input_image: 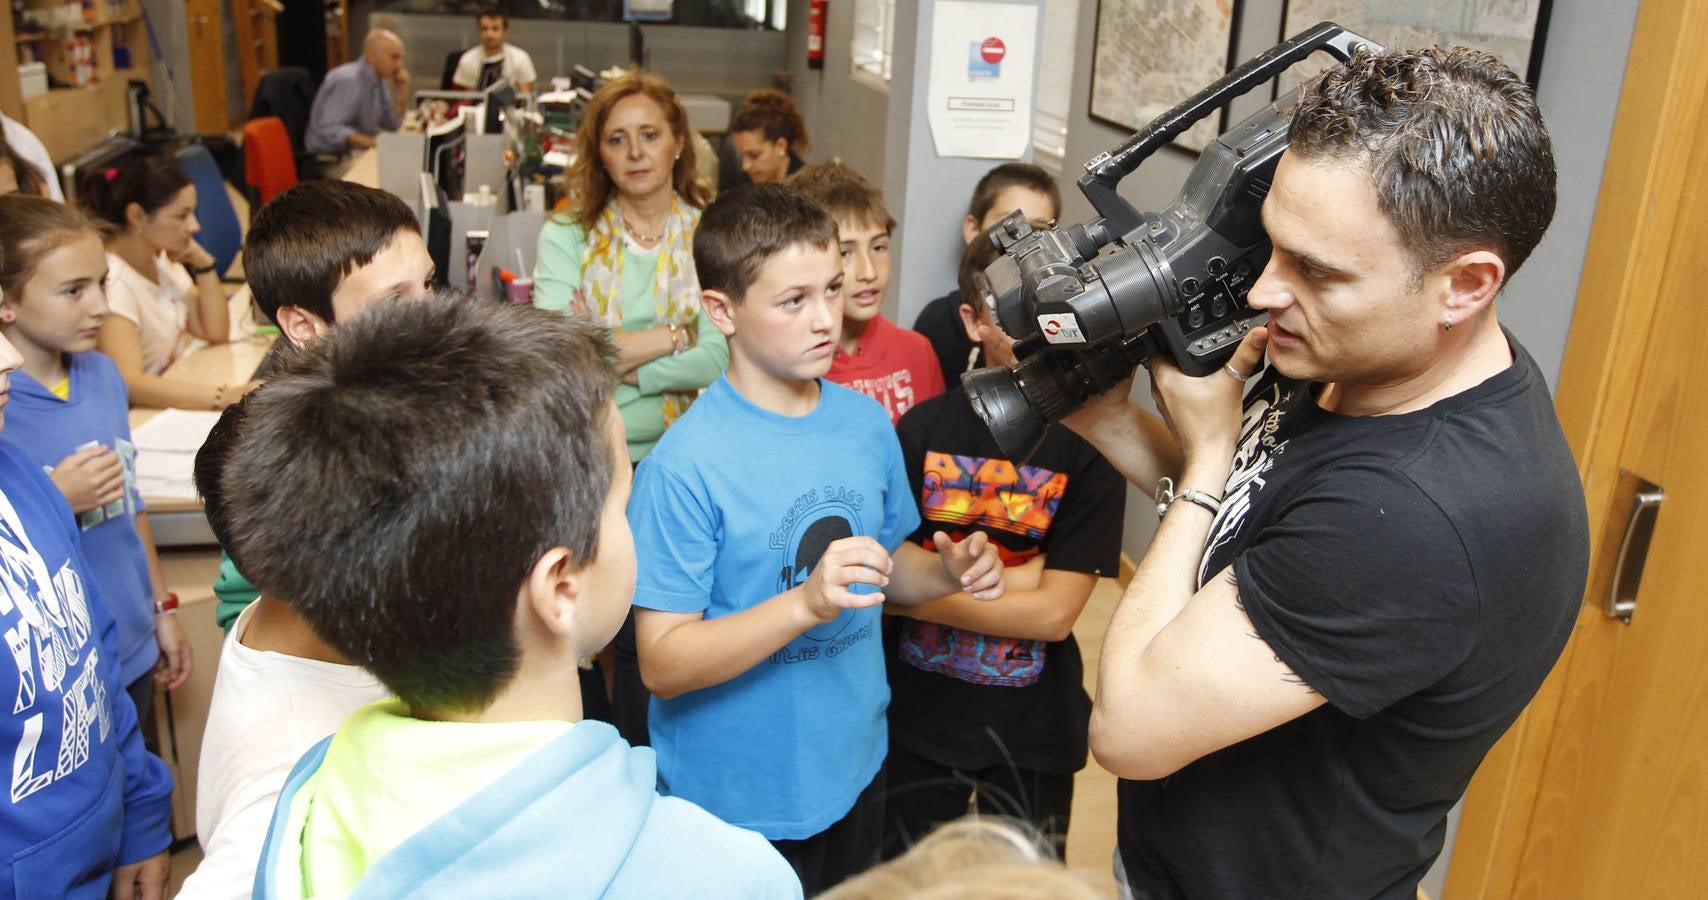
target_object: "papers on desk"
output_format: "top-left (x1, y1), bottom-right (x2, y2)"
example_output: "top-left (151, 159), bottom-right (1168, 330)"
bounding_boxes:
top-left (132, 409), bottom-right (224, 500)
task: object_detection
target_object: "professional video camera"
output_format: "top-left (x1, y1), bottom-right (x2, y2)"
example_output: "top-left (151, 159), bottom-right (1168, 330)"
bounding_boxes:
top-left (964, 22), bottom-right (1381, 461)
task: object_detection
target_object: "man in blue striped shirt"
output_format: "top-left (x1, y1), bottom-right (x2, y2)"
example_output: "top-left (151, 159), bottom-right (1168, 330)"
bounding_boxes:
top-left (306, 29), bottom-right (411, 155)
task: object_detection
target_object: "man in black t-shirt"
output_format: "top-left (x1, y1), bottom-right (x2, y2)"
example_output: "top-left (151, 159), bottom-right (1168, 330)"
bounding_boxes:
top-left (882, 245), bottom-right (1125, 861)
top-left (1049, 49), bottom-right (1590, 898)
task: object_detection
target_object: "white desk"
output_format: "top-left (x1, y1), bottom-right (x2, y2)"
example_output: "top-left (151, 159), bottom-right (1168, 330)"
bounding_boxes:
top-left (344, 145), bottom-right (379, 188)
top-left (129, 336), bottom-right (275, 530)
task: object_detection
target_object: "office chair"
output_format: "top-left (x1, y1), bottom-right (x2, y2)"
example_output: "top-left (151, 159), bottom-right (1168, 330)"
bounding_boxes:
top-left (175, 144), bottom-right (244, 277)
top-left (242, 117), bottom-right (299, 206)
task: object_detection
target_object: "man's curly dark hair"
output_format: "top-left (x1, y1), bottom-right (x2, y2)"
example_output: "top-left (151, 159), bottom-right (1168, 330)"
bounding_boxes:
top-left (1289, 46), bottom-right (1556, 282)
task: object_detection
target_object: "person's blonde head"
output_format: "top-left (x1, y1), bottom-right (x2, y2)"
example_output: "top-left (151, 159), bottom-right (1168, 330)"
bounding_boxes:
top-left (566, 70), bottom-right (711, 231)
top-left (819, 818), bottom-right (1108, 900)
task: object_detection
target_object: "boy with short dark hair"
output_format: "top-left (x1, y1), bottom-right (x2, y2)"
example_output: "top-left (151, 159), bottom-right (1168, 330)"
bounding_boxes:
top-left (880, 236), bottom-right (1125, 860)
top-left (245, 179), bottom-right (434, 350)
top-left (790, 162), bottom-right (943, 424)
top-left (236, 298), bottom-right (798, 897)
top-left (179, 181), bottom-right (441, 900)
top-left (628, 184), bottom-right (1006, 895)
top-left (211, 179), bottom-right (435, 631)
top-left (913, 163), bottom-right (1061, 389)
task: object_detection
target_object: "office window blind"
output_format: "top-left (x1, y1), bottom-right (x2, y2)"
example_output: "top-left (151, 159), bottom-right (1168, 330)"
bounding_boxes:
top-left (852, 0), bottom-right (896, 83)
top-left (1032, 0), bottom-right (1078, 173)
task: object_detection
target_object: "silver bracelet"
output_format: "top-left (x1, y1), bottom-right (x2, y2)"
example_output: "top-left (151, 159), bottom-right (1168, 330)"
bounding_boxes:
top-left (1154, 476), bottom-right (1222, 518)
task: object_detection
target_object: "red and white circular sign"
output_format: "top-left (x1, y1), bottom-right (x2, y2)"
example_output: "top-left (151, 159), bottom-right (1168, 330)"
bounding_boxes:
top-left (980, 37), bottom-right (1006, 64)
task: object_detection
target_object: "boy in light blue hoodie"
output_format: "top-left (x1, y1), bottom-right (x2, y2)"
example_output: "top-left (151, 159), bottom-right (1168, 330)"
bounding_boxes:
top-left (231, 297), bottom-right (799, 898)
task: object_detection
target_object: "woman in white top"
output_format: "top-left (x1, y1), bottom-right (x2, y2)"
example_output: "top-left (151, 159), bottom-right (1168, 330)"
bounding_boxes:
top-left (85, 156), bottom-right (257, 410)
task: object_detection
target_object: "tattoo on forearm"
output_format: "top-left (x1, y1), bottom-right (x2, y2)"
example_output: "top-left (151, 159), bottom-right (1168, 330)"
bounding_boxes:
top-left (1226, 568), bottom-right (1317, 694)
top-left (1277, 659), bottom-right (1317, 694)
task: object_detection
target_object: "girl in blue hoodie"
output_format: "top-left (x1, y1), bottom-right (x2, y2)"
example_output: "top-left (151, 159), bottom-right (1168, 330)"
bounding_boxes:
top-left (0, 195), bottom-right (192, 734)
top-left (0, 280), bottom-right (174, 896)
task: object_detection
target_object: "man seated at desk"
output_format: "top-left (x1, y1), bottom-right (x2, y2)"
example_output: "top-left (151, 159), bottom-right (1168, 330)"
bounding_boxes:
top-left (306, 29), bottom-right (411, 155)
top-left (453, 9), bottom-right (536, 94)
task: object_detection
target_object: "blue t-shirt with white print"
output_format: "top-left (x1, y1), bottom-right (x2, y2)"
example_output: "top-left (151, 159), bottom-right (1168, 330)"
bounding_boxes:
top-left (629, 376), bottom-right (920, 840)
top-left (3, 352), bottom-right (156, 687)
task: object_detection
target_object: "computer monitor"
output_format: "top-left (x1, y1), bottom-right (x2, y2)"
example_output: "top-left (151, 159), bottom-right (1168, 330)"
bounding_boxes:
top-left (483, 79), bottom-right (518, 134)
top-left (420, 171), bottom-right (452, 290)
top-left (426, 117), bottom-right (466, 206)
top-left (60, 137), bottom-right (139, 206)
top-left (628, 21), bottom-right (648, 68)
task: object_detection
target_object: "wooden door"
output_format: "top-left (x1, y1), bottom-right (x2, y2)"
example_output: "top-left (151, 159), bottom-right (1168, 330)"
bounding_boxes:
top-left (1444, 0), bottom-right (1708, 896)
top-left (184, 0), bottom-right (228, 132)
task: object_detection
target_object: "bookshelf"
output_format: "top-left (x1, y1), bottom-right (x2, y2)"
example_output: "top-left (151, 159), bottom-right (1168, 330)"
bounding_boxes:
top-left (4, 0), bottom-right (152, 161)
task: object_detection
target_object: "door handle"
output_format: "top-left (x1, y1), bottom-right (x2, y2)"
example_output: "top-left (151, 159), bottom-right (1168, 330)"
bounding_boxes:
top-left (1606, 469), bottom-right (1663, 625)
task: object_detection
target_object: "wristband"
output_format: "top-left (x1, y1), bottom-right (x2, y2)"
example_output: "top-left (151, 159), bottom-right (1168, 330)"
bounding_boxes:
top-left (1154, 477), bottom-right (1222, 518)
top-left (154, 592), bottom-right (179, 616)
top-left (186, 261), bottom-right (219, 277)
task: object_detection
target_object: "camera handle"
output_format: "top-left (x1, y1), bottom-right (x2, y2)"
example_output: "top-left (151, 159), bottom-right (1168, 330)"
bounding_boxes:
top-left (1077, 21), bottom-right (1379, 241)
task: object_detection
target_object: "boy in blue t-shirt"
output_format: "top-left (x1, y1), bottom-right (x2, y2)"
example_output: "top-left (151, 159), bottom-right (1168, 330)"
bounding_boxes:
top-left (628, 184), bottom-right (1008, 895)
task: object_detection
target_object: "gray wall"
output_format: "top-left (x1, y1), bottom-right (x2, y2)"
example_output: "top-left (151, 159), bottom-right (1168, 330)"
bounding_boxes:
top-left (786, 0), bottom-right (893, 184)
top-left (788, 0), bottom-right (1046, 320)
top-left (885, 0), bottom-right (1046, 319)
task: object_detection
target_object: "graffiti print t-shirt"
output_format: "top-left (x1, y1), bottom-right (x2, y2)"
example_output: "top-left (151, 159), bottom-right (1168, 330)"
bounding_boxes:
top-left (629, 376), bottom-right (919, 840)
top-left (1117, 334), bottom-right (1589, 899)
top-left (886, 386), bottom-right (1124, 774)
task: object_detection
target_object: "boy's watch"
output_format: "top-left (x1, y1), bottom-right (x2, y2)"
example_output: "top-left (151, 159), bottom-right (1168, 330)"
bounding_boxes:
top-left (154, 592), bottom-right (180, 616)
top-left (186, 261), bottom-right (219, 277)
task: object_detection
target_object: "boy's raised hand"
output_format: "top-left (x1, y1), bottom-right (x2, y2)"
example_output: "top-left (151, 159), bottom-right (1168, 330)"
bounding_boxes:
top-left (934, 530), bottom-right (1006, 601)
top-left (800, 536), bottom-right (894, 623)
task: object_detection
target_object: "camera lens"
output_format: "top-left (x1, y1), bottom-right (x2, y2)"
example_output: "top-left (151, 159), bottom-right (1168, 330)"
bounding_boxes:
top-left (962, 365), bottom-right (1050, 463)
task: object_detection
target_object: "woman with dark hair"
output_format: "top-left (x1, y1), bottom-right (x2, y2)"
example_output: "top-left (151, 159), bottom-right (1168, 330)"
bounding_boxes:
top-left (533, 69), bottom-right (727, 749)
top-left (726, 89), bottom-right (808, 187)
top-left (83, 156), bottom-right (255, 409)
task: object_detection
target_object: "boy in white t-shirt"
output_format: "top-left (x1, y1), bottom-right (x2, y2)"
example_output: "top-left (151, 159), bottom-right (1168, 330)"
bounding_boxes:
top-left (175, 400), bottom-right (389, 900)
top-left (175, 181), bottom-right (433, 900)
top-left (453, 9), bottom-right (536, 93)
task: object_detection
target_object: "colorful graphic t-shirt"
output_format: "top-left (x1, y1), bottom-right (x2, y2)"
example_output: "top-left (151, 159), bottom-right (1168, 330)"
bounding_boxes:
top-left (887, 386), bottom-right (1124, 773)
top-left (628, 377), bottom-right (920, 840)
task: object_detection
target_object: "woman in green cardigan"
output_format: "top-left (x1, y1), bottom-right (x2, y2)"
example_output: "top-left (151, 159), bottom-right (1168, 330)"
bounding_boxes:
top-left (534, 70), bottom-right (725, 462)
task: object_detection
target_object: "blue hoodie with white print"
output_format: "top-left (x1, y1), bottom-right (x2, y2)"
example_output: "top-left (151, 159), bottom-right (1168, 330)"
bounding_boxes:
top-left (0, 441), bottom-right (173, 899)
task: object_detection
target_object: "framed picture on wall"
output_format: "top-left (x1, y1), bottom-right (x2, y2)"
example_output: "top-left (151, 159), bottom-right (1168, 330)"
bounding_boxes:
top-left (1088, 0), bottom-right (1243, 153)
top-left (1274, 0), bottom-right (1554, 101)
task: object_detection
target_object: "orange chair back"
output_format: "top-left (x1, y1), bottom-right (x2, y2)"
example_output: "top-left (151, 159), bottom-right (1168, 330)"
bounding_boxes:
top-left (243, 117), bottom-right (298, 206)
